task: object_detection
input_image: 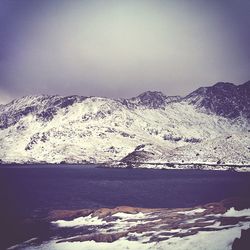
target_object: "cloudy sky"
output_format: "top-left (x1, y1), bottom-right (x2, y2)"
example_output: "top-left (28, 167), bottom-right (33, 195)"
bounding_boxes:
top-left (0, 0), bottom-right (249, 103)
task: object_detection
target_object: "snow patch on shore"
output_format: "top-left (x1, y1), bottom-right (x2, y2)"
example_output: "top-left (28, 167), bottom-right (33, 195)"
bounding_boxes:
top-left (52, 215), bottom-right (105, 228)
top-left (21, 222), bottom-right (250, 250)
top-left (223, 207), bottom-right (250, 217)
top-left (177, 208), bottom-right (206, 215)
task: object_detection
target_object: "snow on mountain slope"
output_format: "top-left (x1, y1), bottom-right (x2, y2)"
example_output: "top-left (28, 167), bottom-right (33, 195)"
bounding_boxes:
top-left (0, 82), bottom-right (249, 166)
top-left (0, 95), bottom-right (87, 129)
top-left (164, 133), bottom-right (249, 164)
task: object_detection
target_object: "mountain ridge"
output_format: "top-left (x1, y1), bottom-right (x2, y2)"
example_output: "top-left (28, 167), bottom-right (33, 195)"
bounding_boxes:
top-left (184, 81), bottom-right (250, 119)
top-left (0, 81), bottom-right (249, 168)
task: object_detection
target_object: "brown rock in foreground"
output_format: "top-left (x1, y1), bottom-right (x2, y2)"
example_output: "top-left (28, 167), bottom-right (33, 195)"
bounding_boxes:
top-left (47, 197), bottom-right (250, 244)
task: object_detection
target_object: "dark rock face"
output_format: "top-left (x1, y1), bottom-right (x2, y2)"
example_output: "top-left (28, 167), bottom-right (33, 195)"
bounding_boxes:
top-left (121, 145), bottom-right (155, 167)
top-left (232, 228), bottom-right (250, 250)
top-left (36, 95), bottom-right (87, 122)
top-left (36, 107), bottom-right (57, 122)
top-left (25, 132), bottom-right (49, 151)
top-left (0, 105), bottom-right (37, 129)
top-left (52, 95), bottom-right (86, 109)
top-left (123, 91), bottom-right (181, 109)
top-left (0, 95), bottom-right (87, 129)
top-left (135, 91), bottom-right (168, 108)
top-left (185, 81), bottom-right (250, 119)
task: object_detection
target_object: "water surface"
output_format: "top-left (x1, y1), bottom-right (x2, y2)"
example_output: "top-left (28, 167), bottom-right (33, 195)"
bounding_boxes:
top-left (0, 165), bottom-right (250, 248)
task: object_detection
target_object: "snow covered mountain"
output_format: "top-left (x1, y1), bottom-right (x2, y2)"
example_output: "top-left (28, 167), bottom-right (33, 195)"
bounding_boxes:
top-left (0, 81), bottom-right (249, 168)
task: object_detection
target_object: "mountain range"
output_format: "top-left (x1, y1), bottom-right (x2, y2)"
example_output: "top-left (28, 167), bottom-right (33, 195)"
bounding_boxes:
top-left (0, 81), bottom-right (249, 169)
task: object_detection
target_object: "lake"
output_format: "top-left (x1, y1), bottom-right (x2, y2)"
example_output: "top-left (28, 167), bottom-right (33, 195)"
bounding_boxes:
top-left (0, 165), bottom-right (250, 248)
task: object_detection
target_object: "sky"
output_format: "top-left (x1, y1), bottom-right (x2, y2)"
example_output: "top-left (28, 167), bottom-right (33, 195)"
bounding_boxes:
top-left (0, 0), bottom-right (249, 103)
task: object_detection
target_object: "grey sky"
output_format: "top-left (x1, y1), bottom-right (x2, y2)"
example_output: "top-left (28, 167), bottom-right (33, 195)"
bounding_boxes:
top-left (0, 0), bottom-right (249, 103)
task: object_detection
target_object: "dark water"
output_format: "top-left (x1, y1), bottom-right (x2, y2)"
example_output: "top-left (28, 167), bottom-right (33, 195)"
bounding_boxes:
top-left (0, 165), bottom-right (250, 248)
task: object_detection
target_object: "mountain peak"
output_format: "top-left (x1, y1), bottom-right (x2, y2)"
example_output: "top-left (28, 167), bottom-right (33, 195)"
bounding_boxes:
top-left (185, 81), bottom-right (250, 119)
top-left (123, 91), bottom-right (181, 109)
top-left (136, 91), bottom-right (166, 103)
top-left (137, 90), bottom-right (166, 97)
top-left (213, 82), bottom-right (235, 88)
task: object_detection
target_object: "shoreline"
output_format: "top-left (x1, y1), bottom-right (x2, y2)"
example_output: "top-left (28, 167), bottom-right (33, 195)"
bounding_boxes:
top-left (1, 161), bottom-right (250, 172)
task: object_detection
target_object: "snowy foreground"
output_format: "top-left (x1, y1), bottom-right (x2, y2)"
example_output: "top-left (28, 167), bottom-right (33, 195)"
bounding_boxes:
top-left (11, 200), bottom-right (250, 250)
top-left (20, 226), bottom-right (249, 250)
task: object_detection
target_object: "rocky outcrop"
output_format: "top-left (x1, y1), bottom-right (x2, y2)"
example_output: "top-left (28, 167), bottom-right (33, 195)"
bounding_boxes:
top-left (46, 197), bottom-right (250, 245)
top-left (232, 228), bottom-right (250, 250)
top-left (122, 91), bottom-right (181, 109)
top-left (8, 197), bottom-right (250, 249)
top-left (0, 95), bottom-right (87, 129)
top-left (185, 81), bottom-right (250, 119)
